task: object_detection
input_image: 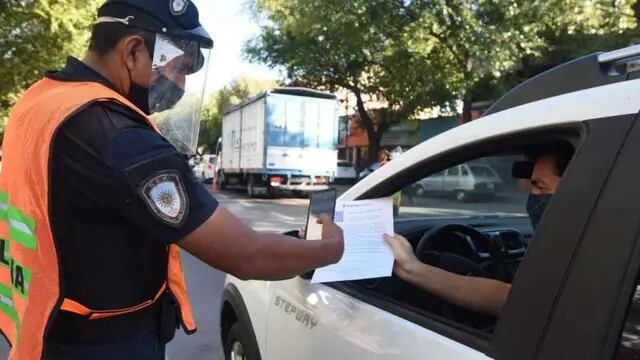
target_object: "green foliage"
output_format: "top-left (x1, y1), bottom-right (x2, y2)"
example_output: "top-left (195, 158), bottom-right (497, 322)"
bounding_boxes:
top-left (407, 0), bottom-right (633, 120)
top-left (0, 0), bottom-right (102, 131)
top-left (198, 76), bottom-right (279, 153)
top-left (245, 0), bottom-right (636, 158)
top-left (246, 0), bottom-right (453, 160)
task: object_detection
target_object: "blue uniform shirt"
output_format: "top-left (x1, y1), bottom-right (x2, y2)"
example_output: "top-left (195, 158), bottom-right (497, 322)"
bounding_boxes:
top-left (45, 57), bottom-right (217, 343)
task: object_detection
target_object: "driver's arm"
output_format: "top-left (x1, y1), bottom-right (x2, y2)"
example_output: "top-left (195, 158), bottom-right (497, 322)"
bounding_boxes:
top-left (181, 208), bottom-right (344, 281)
top-left (384, 234), bottom-right (510, 316)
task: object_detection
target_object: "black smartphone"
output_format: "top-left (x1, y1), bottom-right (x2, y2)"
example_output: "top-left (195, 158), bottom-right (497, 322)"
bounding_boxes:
top-left (304, 189), bottom-right (337, 240)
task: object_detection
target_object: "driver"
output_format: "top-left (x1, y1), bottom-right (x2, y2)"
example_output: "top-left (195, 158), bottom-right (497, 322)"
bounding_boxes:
top-left (384, 145), bottom-right (572, 316)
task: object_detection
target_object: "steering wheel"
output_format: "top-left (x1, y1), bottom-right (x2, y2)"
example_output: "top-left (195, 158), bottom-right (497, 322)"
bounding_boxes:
top-left (416, 224), bottom-right (486, 262)
top-left (414, 224), bottom-right (504, 329)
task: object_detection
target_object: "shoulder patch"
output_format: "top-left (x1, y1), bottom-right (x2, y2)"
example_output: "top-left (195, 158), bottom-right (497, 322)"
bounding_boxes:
top-left (139, 170), bottom-right (189, 227)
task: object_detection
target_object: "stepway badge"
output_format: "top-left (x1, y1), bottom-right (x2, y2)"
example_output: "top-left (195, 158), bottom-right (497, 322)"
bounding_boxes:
top-left (140, 171), bottom-right (189, 227)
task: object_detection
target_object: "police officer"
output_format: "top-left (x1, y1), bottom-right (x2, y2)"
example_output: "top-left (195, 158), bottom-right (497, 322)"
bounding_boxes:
top-left (0, 1), bottom-right (343, 359)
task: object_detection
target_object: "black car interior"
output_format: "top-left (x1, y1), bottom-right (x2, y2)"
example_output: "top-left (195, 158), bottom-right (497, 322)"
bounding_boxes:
top-left (349, 216), bottom-right (532, 333)
top-left (305, 136), bottom-right (577, 337)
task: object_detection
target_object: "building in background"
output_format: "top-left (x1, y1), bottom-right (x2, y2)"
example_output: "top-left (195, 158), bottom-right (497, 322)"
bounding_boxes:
top-left (336, 87), bottom-right (492, 170)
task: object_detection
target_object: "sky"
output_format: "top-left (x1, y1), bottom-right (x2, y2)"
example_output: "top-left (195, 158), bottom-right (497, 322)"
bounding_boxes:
top-left (191, 0), bottom-right (281, 95)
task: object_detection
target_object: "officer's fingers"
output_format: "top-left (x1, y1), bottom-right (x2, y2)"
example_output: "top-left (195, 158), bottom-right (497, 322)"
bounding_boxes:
top-left (317, 214), bottom-right (342, 238)
top-left (298, 228), bottom-right (306, 239)
top-left (316, 213), bottom-right (333, 225)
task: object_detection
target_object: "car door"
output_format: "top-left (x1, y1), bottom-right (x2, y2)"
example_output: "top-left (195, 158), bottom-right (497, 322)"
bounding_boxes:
top-left (420, 170), bottom-right (444, 193)
top-left (262, 117), bottom-right (622, 360)
top-left (264, 277), bottom-right (491, 360)
top-left (491, 115), bottom-right (637, 360)
top-left (444, 166), bottom-right (460, 192)
top-left (524, 114), bottom-right (640, 360)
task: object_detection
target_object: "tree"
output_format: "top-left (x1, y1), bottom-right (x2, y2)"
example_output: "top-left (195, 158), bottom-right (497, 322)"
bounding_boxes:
top-left (198, 76), bottom-right (279, 153)
top-left (246, 0), bottom-right (454, 162)
top-left (245, 0), bottom-right (636, 162)
top-left (0, 0), bottom-right (102, 131)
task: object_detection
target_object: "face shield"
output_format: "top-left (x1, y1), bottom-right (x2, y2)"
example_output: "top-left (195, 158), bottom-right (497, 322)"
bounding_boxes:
top-left (147, 34), bottom-right (211, 156)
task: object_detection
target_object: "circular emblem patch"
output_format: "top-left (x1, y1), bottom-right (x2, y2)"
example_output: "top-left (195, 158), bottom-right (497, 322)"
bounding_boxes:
top-left (140, 171), bottom-right (189, 227)
top-left (170, 0), bottom-right (189, 16)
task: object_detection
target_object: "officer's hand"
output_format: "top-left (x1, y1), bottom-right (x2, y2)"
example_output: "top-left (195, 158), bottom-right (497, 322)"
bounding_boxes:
top-left (317, 214), bottom-right (344, 264)
top-left (384, 233), bottom-right (420, 280)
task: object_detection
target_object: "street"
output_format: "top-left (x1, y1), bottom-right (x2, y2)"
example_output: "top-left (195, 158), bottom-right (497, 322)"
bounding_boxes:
top-left (0, 185), bottom-right (525, 360)
top-left (166, 188), bottom-right (314, 360)
top-left (169, 185), bottom-right (525, 360)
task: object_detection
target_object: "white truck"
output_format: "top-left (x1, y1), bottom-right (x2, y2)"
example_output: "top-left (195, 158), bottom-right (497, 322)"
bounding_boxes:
top-left (217, 88), bottom-right (339, 197)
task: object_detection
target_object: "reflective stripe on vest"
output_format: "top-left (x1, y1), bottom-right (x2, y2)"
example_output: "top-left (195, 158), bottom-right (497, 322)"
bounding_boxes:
top-left (0, 78), bottom-right (197, 360)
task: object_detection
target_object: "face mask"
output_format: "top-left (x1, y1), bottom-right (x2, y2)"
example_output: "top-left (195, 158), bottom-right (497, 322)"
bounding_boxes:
top-left (128, 82), bottom-right (151, 115)
top-left (527, 193), bottom-right (553, 230)
top-left (148, 73), bottom-right (186, 113)
top-left (126, 65), bottom-right (151, 115)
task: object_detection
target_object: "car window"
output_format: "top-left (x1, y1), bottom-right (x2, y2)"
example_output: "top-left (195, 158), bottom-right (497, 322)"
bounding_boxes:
top-left (377, 146), bottom-right (573, 336)
top-left (469, 165), bottom-right (495, 177)
top-left (615, 279), bottom-right (640, 359)
top-left (399, 155), bottom-right (527, 219)
top-left (461, 166), bottom-right (469, 176)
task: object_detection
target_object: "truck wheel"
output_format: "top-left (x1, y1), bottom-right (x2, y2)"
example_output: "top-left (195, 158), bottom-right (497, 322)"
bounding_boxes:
top-left (247, 176), bottom-right (256, 198)
top-left (218, 171), bottom-right (226, 190)
top-left (456, 191), bottom-right (468, 202)
top-left (224, 321), bottom-right (261, 360)
top-left (265, 185), bottom-right (275, 199)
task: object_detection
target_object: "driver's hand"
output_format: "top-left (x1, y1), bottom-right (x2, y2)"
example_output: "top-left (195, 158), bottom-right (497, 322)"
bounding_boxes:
top-left (384, 234), bottom-right (420, 280)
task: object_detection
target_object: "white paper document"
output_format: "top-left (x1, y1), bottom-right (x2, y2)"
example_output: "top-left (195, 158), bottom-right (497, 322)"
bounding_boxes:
top-left (311, 197), bottom-right (395, 283)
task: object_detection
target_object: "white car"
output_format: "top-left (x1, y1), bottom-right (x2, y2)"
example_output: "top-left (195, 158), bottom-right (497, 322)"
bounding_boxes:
top-left (219, 46), bottom-right (640, 360)
top-left (193, 154), bottom-right (217, 183)
top-left (335, 160), bottom-right (357, 184)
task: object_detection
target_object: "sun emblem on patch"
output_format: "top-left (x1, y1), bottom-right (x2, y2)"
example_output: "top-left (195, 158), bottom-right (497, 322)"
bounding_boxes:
top-left (157, 189), bottom-right (177, 210)
top-left (140, 171), bottom-right (189, 227)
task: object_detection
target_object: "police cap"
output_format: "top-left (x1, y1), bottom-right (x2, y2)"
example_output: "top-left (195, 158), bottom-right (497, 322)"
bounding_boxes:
top-left (98, 0), bottom-right (213, 48)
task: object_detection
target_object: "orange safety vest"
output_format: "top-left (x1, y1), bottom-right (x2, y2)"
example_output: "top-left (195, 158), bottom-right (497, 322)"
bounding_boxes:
top-left (0, 78), bottom-right (196, 359)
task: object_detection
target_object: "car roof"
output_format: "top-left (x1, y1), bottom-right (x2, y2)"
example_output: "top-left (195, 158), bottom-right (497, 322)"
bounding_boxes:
top-left (485, 45), bottom-right (639, 115)
top-left (340, 45), bottom-right (640, 202)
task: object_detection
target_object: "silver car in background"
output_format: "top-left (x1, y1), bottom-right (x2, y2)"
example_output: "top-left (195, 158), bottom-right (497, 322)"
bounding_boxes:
top-left (417, 163), bottom-right (503, 202)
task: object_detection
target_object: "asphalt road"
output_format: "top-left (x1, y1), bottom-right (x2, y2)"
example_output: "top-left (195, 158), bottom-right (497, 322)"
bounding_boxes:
top-left (171, 186), bottom-right (525, 360)
top-left (166, 188), bottom-right (313, 360)
top-left (0, 185), bottom-right (526, 359)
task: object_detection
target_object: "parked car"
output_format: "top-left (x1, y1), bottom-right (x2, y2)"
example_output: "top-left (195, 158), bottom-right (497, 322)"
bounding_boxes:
top-left (335, 160), bottom-right (357, 184)
top-left (193, 154), bottom-right (217, 183)
top-left (417, 163), bottom-right (503, 202)
top-left (219, 46), bottom-right (640, 360)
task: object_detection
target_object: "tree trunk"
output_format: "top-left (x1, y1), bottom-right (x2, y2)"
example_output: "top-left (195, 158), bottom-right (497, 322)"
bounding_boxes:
top-left (462, 93), bottom-right (472, 124)
top-left (352, 87), bottom-right (381, 164)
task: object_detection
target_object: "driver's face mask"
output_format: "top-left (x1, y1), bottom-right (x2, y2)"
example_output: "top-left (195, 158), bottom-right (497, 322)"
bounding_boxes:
top-left (526, 193), bottom-right (553, 230)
